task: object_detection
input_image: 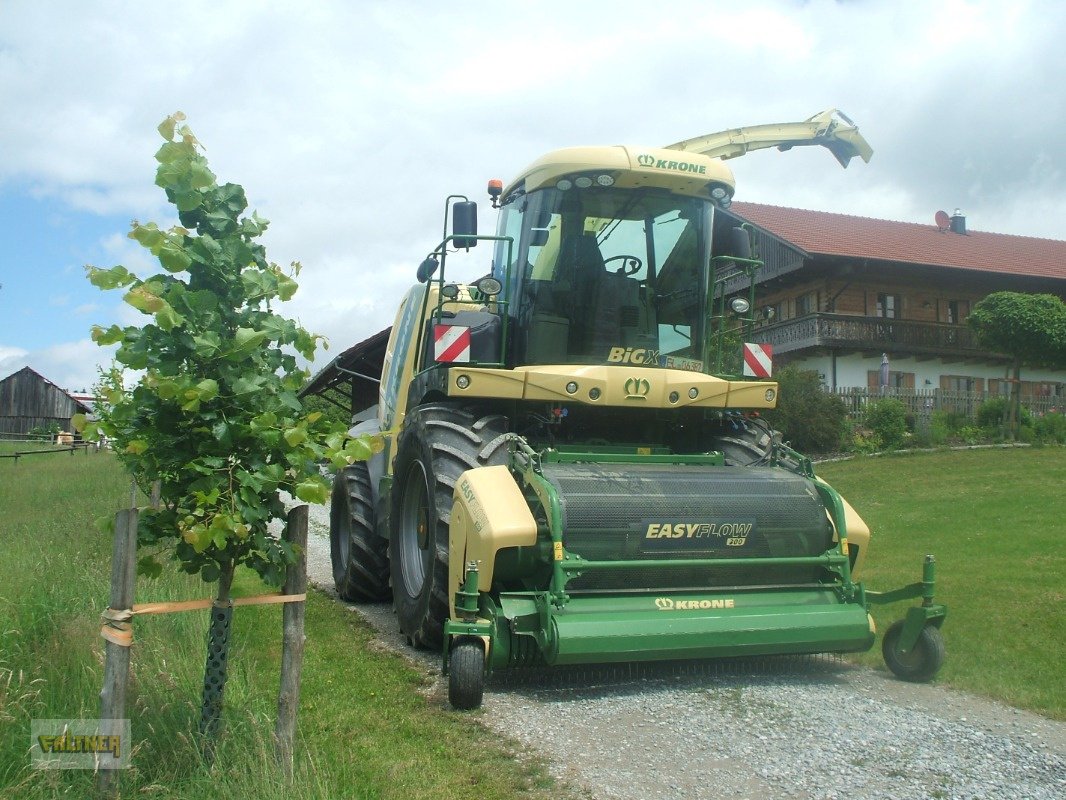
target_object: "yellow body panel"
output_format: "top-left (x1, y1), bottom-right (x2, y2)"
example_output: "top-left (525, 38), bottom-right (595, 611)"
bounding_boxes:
top-left (839, 494), bottom-right (871, 580)
top-left (505, 145), bottom-right (736, 200)
top-left (448, 465), bottom-right (538, 618)
top-left (448, 365), bottom-right (780, 410)
top-left (726, 380), bottom-right (779, 409)
top-left (815, 477), bottom-right (872, 580)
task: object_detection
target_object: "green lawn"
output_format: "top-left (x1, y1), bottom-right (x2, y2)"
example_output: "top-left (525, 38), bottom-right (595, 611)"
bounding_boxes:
top-left (0, 452), bottom-right (568, 799)
top-left (818, 447), bottom-right (1066, 719)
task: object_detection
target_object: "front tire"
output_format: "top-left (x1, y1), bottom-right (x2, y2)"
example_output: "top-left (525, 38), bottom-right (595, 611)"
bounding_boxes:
top-left (330, 462), bottom-right (390, 602)
top-left (390, 405), bottom-right (509, 649)
top-left (882, 620), bottom-right (945, 682)
top-left (449, 637), bottom-right (486, 710)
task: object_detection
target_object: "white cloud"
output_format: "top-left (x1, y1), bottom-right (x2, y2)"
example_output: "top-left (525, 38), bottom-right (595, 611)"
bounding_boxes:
top-left (1, 0), bottom-right (1064, 375)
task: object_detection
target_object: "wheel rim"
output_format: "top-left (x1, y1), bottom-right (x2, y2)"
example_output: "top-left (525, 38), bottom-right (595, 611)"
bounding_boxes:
top-left (398, 462), bottom-right (432, 598)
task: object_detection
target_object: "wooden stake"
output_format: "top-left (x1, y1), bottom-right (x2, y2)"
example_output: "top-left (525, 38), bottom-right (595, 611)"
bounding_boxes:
top-left (97, 508), bottom-right (138, 796)
top-left (275, 505), bottom-right (308, 777)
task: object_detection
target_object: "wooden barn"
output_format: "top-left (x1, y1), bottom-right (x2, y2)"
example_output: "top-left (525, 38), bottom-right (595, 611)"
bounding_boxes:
top-left (0, 366), bottom-right (92, 436)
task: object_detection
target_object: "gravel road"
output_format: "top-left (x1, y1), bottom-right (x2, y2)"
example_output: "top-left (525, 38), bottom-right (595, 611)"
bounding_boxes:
top-left (295, 500), bottom-right (1066, 800)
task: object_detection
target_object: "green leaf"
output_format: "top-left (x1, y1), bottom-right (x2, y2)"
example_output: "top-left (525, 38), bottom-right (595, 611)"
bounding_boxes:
top-left (233, 375), bottom-right (265, 395)
top-left (283, 427), bottom-right (307, 447)
top-left (173, 190), bottom-right (203, 212)
top-left (154, 303), bottom-right (185, 331)
top-left (196, 379), bottom-right (219, 402)
top-left (201, 562), bottom-right (220, 582)
top-left (294, 479), bottom-right (328, 505)
top-left (91, 324), bottom-right (126, 345)
top-left (157, 112), bottom-right (185, 141)
top-left (71, 413), bottom-right (88, 432)
top-left (188, 159), bottom-right (216, 189)
top-left (276, 272), bottom-right (298, 301)
top-left (137, 556), bottom-right (164, 579)
top-left (129, 222), bottom-right (166, 254)
top-left (125, 440), bottom-right (149, 455)
top-left (230, 327), bottom-right (268, 356)
top-left (345, 437), bottom-right (373, 462)
top-left (86, 265), bottom-right (137, 290)
top-left (193, 332), bottom-right (221, 357)
top-left (158, 241), bottom-right (192, 273)
top-left (124, 285), bottom-right (165, 313)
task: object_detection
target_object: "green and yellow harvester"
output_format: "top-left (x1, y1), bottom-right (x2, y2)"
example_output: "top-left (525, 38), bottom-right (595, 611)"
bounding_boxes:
top-left (307, 110), bottom-right (946, 709)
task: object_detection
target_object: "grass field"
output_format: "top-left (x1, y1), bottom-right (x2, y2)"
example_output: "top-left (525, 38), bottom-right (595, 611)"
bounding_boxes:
top-left (818, 447), bottom-right (1066, 719)
top-left (0, 451), bottom-right (569, 799)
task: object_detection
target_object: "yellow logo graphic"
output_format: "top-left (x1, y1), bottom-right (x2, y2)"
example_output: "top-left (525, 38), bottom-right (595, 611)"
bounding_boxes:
top-left (655, 597), bottom-right (735, 611)
top-left (37, 734), bottom-right (122, 759)
top-left (624, 377), bottom-right (651, 399)
top-left (608, 346), bottom-right (660, 365)
top-left (645, 522), bottom-right (753, 540)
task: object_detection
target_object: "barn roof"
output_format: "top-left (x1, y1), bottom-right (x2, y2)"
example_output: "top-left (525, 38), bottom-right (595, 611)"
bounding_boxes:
top-left (731, 202), bottom-right (1066, 281)
top-left (0, 366), bottom-right (92, 413)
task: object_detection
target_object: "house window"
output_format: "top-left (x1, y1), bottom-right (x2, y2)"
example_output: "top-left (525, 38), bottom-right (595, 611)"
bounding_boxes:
top-left (940, 299), bottom-right (968, 324)
top-left (867, 370), bottom-right (915, 389)
top-left (946, 300), bottom-right (959, 325)
top-left (795, 291), bottom-right (818, 317)
top-left (876, 293), bottom-right (901, 319)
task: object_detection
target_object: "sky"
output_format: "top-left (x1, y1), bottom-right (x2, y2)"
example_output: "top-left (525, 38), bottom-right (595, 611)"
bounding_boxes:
top-left (1, 0), bottom-right (1064, 392)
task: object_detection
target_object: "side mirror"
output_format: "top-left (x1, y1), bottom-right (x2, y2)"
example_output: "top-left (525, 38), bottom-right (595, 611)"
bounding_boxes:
top-left (453, 201), bottom-right (478, 249)
top-left (416, 256), bottom-right (439, 283)
top-left (730, 227), bottom-right (752, 261)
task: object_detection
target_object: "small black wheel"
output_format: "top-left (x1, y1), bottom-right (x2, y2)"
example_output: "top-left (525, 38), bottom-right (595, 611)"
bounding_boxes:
top-left (330, 462), bottom-right (390, 602)
top-left (449, 638), bottom-right (485, 710)
top-left (882, 619), bottom-right (945, 682)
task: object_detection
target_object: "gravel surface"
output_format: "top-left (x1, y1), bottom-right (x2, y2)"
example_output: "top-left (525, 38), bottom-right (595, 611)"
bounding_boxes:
top-left (294, 498), bottom-right (1066, 800)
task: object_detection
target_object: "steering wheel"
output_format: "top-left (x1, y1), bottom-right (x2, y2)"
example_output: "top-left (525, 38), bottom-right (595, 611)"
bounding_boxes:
top-left (603, 254), bottom-right (643, 276)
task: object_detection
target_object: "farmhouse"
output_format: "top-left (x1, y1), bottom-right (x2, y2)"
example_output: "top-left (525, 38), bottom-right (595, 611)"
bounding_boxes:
top-left (731, 203), bottom-right (1066, 400)
top-left (0, 366), bottom-right (92, 437)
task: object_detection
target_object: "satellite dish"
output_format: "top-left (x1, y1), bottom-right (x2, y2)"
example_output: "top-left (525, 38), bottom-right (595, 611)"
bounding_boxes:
top-left (935, 210), bottom-right (950, 230)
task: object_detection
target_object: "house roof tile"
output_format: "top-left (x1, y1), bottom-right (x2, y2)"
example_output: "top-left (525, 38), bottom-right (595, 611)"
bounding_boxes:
top-left (731, 202), bottom-right (1066, 281)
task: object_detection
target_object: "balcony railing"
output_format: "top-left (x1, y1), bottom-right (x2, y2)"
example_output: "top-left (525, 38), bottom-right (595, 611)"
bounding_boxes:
top-left (755, 313), bottom-right (987, 358)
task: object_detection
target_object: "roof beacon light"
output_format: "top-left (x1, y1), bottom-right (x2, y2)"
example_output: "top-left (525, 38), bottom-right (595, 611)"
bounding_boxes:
top-left (596, 174), bottom-right (615, 186)
top-left (556, 178), bottom-right (573, 191)
top-left (574, 176), bottom-right (593, 188)
top-left (487, 178), bottom-right (503, 208)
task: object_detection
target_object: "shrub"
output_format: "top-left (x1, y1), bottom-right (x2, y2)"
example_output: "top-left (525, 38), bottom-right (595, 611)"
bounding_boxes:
top-left (928, 411), bottom-right (952, 445)
top-left (1034, 412), bottom-right (1066, 444)
top-left (977, 398), bottom-right (1033, 431)
top-left (762, 366), bottom-right (847, 454)
top-left (865, 398), bottom-right (908, 450)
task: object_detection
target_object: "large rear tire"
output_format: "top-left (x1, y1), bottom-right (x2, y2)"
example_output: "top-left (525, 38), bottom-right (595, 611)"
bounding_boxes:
top-left (390, 405), bottom-right (509, 649)
top-left (330, 462), bottom-right (390, 602)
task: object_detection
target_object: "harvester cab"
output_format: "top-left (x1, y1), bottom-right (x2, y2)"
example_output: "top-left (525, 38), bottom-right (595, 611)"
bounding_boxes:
top-left (322, 109), bottom-right (946, 709)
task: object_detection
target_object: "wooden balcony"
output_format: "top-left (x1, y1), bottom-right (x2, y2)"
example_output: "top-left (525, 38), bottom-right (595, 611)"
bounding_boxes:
top-left (754, 313), bottom-right (993, 360)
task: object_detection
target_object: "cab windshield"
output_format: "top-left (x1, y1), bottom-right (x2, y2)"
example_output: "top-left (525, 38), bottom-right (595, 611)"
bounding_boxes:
top-left (494, 187), bottom-right (713, 370)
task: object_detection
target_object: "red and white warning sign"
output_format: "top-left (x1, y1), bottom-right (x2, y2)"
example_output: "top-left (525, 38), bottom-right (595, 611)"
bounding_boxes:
top-left (742, 342), bottom-right (773, 378)
top-left (433, 325), bottom-right (471, 363)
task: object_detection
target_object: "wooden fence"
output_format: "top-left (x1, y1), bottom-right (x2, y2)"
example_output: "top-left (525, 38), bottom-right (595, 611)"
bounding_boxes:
top-left (830, 387), bottom-right (1062, 426)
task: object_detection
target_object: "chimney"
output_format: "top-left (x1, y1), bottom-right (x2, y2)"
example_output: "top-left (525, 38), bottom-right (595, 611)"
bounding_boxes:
top-left (949, 208), bottom-right (966, 234)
